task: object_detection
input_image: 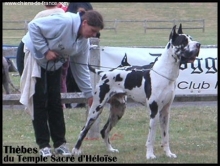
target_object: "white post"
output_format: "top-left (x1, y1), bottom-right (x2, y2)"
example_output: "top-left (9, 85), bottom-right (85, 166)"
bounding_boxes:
top-left (86, 38), bottom-right (101, 139)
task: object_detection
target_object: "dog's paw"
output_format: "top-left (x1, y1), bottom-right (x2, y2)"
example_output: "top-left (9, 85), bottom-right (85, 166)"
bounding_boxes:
top-left (72, 148), bottom-right (82, 156)
top-left (166, 152), bottom-right (177, 158)
top-left (146, 153), bottom-right (156, 160)
top-left (108, 147), bottom-right (119, 153)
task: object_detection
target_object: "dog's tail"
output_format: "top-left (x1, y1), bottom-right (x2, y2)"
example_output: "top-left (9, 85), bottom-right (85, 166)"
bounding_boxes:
top-left (88, 64), bottom-right (105, 76)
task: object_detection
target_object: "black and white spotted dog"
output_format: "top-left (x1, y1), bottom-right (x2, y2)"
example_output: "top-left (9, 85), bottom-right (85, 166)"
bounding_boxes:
top-left (72, 24), bottom-right (200, 159)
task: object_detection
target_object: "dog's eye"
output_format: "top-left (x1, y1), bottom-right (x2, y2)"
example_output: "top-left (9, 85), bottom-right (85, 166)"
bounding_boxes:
top-left (182, 38), bottom-right (188, 47)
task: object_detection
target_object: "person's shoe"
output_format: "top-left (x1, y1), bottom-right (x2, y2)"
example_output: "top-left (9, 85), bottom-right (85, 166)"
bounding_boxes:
top-left (54, 143), bottom-right (71, 156)
top-left (74, 103), bottom-right (86, 108)
top-left (39, 147), bottom-right (52, 157)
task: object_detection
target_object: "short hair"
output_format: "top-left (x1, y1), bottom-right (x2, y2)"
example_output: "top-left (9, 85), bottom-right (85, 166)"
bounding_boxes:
top-left (81, 10), bottom-right (104, 29)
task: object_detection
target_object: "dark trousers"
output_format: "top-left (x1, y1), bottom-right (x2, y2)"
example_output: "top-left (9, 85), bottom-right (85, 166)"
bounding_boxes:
top-left (32, 67), bottom-right (66, 149)
top-left (16, 41), bottom-right (25, 76)
top-left (65, 66), bottom-right (82, 108)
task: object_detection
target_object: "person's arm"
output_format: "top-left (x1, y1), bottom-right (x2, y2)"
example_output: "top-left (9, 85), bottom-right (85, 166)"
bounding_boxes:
top-left (69, 40), bottom-right (93, 99)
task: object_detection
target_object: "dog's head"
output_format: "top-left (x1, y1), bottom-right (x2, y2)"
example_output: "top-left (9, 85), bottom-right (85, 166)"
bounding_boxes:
top-left (168, 24), bottom-right (201, 64)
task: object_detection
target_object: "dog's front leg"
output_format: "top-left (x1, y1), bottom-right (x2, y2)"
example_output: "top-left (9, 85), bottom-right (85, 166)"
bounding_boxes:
top-left (146, 116), bottom-right (159, 159)
top-left (159, 103), bottom-right (177, 158)
top-left (146, 103), bottom-right (159, 159)
top-left (72, 104), bottom-right (103, 156)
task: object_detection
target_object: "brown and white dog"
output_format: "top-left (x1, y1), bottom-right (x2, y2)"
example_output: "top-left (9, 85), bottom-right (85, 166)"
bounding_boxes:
top-left (2, 56), bottom-right (19, 94)
top-left (2, 57), bottom-right (11, 94)
top-left (72, 24), bottom-right (200, 159)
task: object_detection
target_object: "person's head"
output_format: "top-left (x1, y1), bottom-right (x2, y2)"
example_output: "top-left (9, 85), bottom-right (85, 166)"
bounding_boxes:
top-left (57, 2), bottom-right (68, 11)
top-left (80, 10), bottom-right (104, 38)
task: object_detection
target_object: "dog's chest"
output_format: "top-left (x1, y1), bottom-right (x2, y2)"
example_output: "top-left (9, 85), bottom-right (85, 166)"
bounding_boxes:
top-left (123, 70), bottom-right (149, 103)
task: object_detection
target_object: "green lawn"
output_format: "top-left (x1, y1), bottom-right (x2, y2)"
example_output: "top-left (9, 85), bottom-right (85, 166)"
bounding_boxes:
top-left (2, 103), bottom-right (217, 163)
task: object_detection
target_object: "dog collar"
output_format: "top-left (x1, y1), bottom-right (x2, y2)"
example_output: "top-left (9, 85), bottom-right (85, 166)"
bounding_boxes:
top-left (151, 68), bottom-right (175, 82)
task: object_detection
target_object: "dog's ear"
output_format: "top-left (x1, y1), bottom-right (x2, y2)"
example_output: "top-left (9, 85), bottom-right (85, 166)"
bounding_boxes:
top-left (120, 53), bottom-right (131, 67)
top-left (169, 25), bottom-right (178, 41)
top-left (178, 23), bottom-right (183, 34)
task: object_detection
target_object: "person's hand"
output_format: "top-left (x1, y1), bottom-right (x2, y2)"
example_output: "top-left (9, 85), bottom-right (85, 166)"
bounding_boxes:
top-left (45, 50), bottom-right (59, 61)
top-left (87, 97), bottom-right (93, 107)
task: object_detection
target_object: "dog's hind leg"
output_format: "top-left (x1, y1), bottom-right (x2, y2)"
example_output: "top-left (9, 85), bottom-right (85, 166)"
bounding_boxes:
top-left (159, 102), bottom-right (177, 158)
top-left (100, 94), bottom-right (126, 153)
top-left (72, 101), bottom-right (104, 156)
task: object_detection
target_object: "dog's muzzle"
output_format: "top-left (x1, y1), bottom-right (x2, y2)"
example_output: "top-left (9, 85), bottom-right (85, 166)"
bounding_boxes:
top-left (180, 42), bottom-right (201, 64)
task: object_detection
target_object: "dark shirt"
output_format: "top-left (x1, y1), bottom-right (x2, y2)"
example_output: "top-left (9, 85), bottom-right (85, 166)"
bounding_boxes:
top-left (67, 2), bottom-right (93, 13)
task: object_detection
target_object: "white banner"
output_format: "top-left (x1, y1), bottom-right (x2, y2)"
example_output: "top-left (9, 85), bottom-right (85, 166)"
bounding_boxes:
top-left (100, 46), bottom-right (218, 95)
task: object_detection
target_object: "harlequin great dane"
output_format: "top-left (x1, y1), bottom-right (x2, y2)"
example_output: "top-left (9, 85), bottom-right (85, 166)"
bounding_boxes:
top-left (72, 24), bottom-right (200, 159)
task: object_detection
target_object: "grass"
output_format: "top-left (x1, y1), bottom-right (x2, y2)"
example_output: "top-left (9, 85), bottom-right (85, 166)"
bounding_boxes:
top-left (2, 104), bottom-right (217, 163)
top-left (2, 2), bottom-right (217, 46)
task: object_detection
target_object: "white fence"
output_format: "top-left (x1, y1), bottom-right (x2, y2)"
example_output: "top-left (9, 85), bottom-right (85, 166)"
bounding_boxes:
top-left (3, 19), bottom-right (205, 38)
